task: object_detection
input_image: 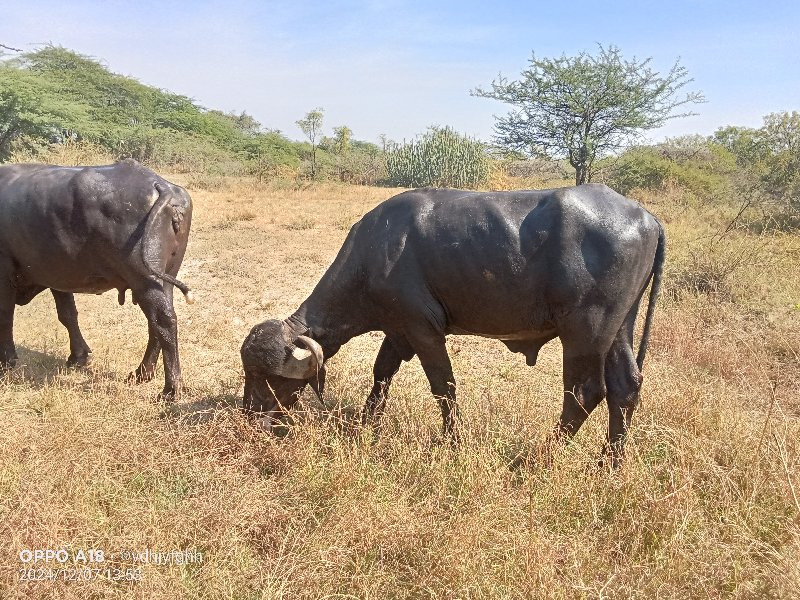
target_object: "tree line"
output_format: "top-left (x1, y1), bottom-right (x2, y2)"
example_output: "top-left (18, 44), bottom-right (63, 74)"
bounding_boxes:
top-left (1, 44), bottom-right (796, 225)
top-left (0, 46), bottom-right (385, 182)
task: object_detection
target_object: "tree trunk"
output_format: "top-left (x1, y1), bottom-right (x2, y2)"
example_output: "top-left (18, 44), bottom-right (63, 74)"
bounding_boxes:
top-left (574, 163), bottom-right (588, 185)
top-left (574, 142), bottom-right (590, 185)
top-left (0, 123), bottom-right (20, 163)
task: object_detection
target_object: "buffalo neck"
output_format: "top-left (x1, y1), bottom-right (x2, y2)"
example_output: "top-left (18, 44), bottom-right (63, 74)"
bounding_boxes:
top-left (286, 266), bottom-right (373, 359)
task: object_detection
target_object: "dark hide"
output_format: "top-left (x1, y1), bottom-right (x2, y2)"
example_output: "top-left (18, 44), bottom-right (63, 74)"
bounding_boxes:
top-left (241, 184), bottom-right (665, 466)
top-left (0, 159), bottom-right (193, 398)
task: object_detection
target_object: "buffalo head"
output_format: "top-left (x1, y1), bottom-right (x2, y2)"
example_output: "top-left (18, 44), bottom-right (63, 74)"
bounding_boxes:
top-left (240, 319), bottom-right (325, 425)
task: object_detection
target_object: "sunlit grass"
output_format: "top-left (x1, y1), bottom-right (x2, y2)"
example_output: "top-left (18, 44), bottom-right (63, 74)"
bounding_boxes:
top-left (1, 179), bottom-right (798, 598)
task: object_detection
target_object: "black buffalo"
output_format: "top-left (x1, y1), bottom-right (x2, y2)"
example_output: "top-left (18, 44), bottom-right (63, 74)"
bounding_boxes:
top-left (0, 159), bottom-right (193, 398)
top-left (241, 184), bottom-right (665, 465)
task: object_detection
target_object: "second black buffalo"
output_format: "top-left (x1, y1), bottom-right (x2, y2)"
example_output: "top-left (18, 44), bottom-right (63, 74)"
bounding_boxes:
top-left (0, 159), bottom-right (193, 398)
top-left (241, 184), bottom-right (665, 465)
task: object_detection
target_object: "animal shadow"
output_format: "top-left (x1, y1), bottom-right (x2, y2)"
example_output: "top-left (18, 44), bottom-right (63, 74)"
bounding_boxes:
top-left (159, 387), bottom-right (241, 425)
top-left (8, 346), bottom-right (119, 391)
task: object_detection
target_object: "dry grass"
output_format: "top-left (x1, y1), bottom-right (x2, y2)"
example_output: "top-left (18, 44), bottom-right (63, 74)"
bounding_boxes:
top-left (1, 179), bottom-right (799, 598)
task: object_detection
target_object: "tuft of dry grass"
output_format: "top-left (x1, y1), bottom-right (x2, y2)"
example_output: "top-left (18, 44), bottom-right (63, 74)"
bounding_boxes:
top-left (283, 217), bottom-right (316, 231)
top-left (1, 179), bottom-right (798, 598)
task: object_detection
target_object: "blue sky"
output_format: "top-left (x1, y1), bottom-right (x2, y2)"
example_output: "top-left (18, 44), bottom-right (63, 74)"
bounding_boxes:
top-left (3, 0), bottom-right (799, 145)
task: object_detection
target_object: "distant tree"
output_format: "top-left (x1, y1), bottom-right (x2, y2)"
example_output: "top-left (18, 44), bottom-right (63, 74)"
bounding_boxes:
top-left (332, 125), bottom-right (352, 154)
top-left (715, 115), bottom-right (798, 173)
top-left (761, 112), bottom-right (800, 217)
top-left (716, 112), bottom-right (800, 217)
top-left (473, 45), bottom-right (705, 185)
top-left (231, 111), bottom-right (261, 136)
top-left (296, 108), bottom-right (324, 177)
top-left (204, 110), bottom-right (262, 139)
top-left (377, 133), bottom-right (400, 154)
top-left (713, 125), bottom-right (763, 166)
top-left (761, 111), bottom-right (800, 157)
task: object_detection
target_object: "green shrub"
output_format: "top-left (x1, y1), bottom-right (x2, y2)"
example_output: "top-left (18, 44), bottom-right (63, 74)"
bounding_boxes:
top-left (607, 146), bottom-right (674, 195)
top-left (335, 143), bottom-right (387, 185)
top-left (714, 113), bottom-right (800, 229)
top-left (608, 137), bottom-right (736, 200)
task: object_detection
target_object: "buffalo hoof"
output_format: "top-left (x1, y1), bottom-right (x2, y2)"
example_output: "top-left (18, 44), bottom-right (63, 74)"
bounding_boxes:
top-left (253, 416), bottom-right (274, 432)
top-left (126, 367), bottom-right (156, 384)
top-left (597, 445), bottom-right (624, 472)
top-left (0, 346), bottom-right (19, 370)
top-left (66, 352), bottom-right (92, 368)
top-left (157, 387), bottom-right (181, 404)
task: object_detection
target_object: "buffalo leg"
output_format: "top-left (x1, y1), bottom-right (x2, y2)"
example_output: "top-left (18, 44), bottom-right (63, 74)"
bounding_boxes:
top-left (555, 351), bottom-right (607, 442)
top-left (51, 290), bottom-right (92, 367)
top-left (129, 284), bottom-right (172, 384)
top-left (134, 284), bottom-right (181, 399)
top-left (129, 335), bottom-right (161, 383)
top-left (407, 330), bottom-right (459, 441)
top-left (362, 338), bottom-right (408, 426)
top-left (603, 332), bottom-right (643, 469)
top-left (0, 261), bottom-right (17, 367)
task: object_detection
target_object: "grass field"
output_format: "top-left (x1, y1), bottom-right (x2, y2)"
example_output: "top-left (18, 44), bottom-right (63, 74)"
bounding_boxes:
top-left (1, 176), bottom-right (799, 599)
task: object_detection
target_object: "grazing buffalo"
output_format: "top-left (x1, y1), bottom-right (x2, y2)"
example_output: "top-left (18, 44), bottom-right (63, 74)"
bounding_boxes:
top-left (241, 184), bottom-right (665, 465)
top-left (0, 159), bottom-right (193, 398)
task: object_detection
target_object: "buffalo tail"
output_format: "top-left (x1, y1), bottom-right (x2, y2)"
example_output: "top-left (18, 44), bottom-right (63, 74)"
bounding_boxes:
top-left (636, 220), bottom-right (666, 370)
top-left (141, 182), bottom-right (194, 304)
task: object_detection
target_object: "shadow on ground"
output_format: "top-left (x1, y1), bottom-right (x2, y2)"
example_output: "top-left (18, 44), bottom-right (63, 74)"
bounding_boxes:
top-left (8, 346), bottom-right (120, 390)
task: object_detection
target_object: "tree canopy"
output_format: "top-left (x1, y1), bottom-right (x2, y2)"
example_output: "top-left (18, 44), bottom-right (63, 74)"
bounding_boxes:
top-left (296, 108), bottom-right (324, 178)
top-left (0, 46), bottom-right (317, 172)
top-left (473, 45), bottom-right (705, 184)
top-left (714, 111), bottom-right (800, 215)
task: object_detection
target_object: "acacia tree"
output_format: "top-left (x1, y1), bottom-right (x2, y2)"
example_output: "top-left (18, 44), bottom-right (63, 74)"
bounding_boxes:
top-left (473, 45), bottom-right (705, 185)
top-left (0, 67), bottom-right (87, 162)
top-left (296, 107), bottom-right (324, 178)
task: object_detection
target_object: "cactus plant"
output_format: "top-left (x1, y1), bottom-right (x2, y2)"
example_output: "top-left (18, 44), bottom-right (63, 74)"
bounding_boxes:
top-left (386, 126), bottom-right (490, 189)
